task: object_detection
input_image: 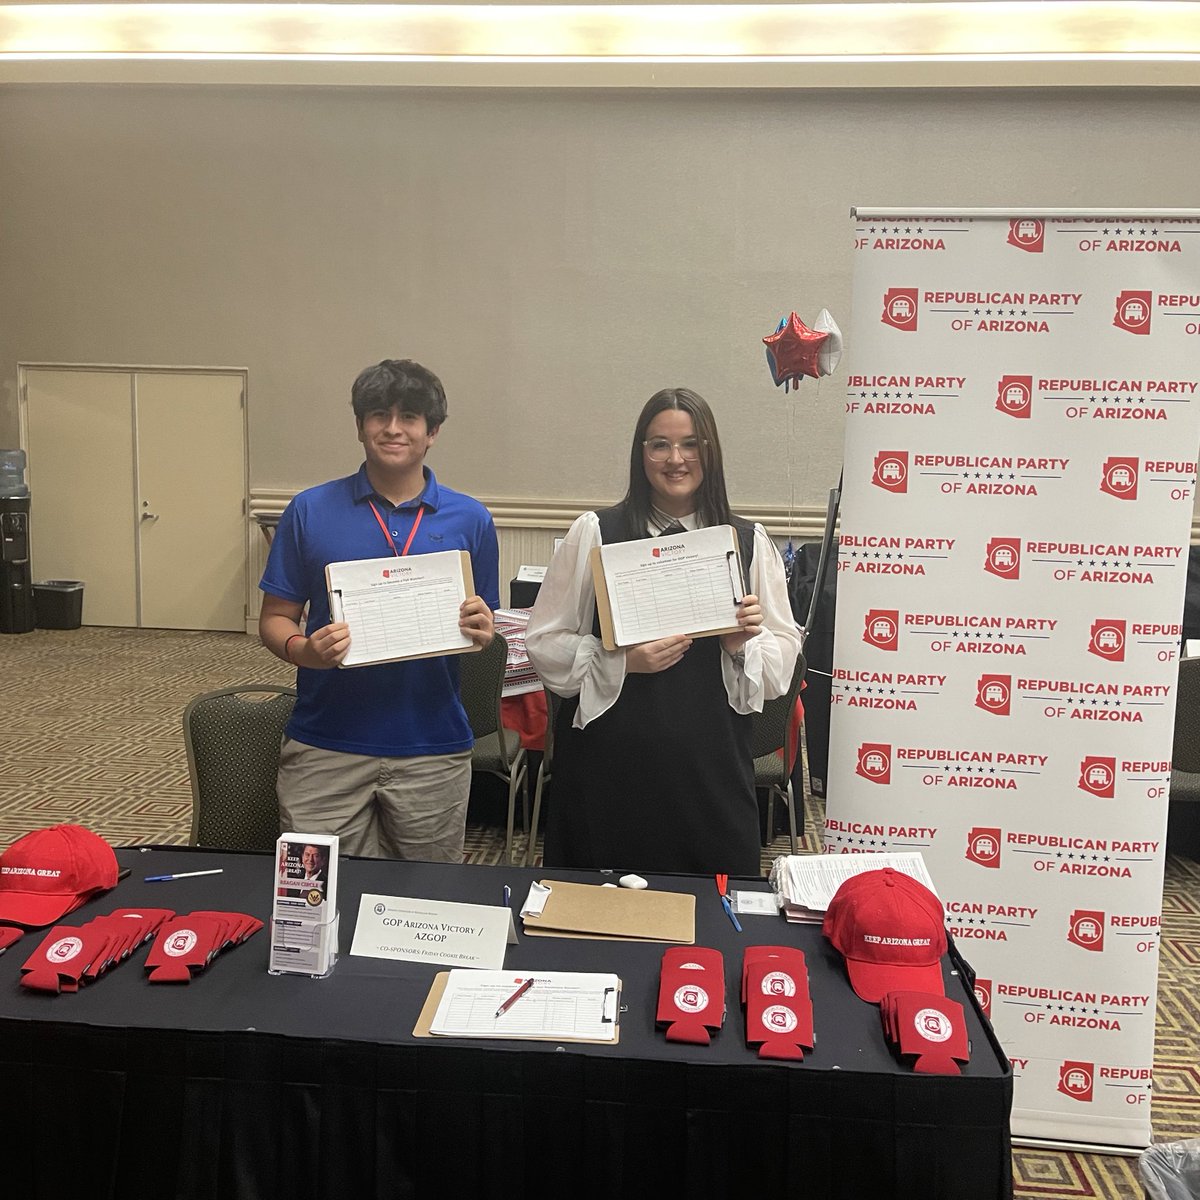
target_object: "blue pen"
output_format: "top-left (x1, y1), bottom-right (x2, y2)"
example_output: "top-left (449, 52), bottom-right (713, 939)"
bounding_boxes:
top-left (715, 874), bottom-right (742, 932)
top-left (144, 868), bottom-right (224, 883)
top-left (503, 884), bottom-right (512, 906)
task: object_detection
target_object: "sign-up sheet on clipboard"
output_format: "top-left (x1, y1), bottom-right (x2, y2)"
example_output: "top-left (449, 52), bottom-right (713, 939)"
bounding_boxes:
top-left (325, 549), bottom-right (479, 667)
top-left (589, 524), bottom-right (745, 651)
top-left (424, 970), bottom-right (621, 1043)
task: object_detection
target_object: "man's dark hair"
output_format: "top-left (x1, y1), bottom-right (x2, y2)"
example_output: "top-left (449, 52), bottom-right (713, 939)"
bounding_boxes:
top-left (350, 359), bottom-right (448, 431)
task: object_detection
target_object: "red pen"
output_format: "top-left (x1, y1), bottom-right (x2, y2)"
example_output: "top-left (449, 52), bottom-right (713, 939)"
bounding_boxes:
top-left (495, 977), bottom-right (535, 1018)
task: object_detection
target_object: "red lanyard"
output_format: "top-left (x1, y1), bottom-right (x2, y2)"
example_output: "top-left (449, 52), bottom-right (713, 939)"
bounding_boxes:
top-left (368, 499), bottom-right (424, 558)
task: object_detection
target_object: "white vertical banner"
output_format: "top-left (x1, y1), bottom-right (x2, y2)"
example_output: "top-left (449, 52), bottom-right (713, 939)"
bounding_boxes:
top-left (827, 210), bottom-right (1200, 1148)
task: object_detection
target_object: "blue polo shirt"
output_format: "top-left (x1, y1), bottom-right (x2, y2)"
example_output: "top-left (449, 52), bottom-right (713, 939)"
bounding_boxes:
top-left (260, 464), bottom-right (500, 757)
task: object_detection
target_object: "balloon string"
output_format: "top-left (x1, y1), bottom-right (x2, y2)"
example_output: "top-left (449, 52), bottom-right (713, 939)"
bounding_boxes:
top-left (787, 393), bottom-right (796, 540)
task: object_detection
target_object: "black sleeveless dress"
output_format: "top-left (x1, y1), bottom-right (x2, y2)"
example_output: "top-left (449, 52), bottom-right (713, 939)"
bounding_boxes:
top-left (544, 504), bottom-right (761, 876)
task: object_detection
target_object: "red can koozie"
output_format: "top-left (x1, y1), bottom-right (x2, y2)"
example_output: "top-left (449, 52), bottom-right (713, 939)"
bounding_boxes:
top-left (887, 991), bottom-right (969, 1075)
top-left (144, 915), bottom-right (226, 983)
top-left (744, 952), bottom-right (814, 1060)
top-left (20, 923), bottom-right (113, 993)
top-left (657, 947), bottom-right (725, 1045)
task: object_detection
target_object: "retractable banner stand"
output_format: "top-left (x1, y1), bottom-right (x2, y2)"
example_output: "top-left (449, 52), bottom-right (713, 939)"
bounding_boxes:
top-left (827, 210), bottom-right (1200, 1148)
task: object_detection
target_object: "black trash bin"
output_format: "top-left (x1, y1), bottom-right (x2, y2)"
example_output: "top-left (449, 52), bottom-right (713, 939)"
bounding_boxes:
top-left (33, 580), bottom-right (85, 630)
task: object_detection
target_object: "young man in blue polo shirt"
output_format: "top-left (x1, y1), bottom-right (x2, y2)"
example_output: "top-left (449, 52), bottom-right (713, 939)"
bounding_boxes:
top-left (259, 359), bottom-right (499, 861)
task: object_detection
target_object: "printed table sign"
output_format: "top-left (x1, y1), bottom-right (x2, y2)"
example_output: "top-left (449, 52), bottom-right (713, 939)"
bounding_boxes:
top-left (350, 894), bottom-right (517, 969)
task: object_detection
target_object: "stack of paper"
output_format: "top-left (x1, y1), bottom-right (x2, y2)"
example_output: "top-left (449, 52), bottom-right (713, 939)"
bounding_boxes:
top-left (493, 608), bottom-right (542, 697)
top-left (768, 852), bottom-right (939, 923)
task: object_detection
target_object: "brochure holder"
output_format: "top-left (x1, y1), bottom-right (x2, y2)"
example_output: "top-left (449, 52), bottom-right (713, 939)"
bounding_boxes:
top-left (268, 832), bottom-right (340, 978)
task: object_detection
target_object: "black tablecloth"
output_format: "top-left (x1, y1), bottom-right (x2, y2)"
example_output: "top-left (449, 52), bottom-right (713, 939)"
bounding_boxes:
top-left (0, 847), bottom-right (1012, 1200)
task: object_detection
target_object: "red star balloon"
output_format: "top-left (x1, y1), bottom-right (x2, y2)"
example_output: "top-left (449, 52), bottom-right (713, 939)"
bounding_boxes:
top-left (763, 312), bottom-right (829, 392)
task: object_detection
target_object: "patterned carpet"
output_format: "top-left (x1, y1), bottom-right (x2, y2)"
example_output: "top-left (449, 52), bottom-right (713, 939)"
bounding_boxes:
top-left (2, 626), bottom-right (1197, 1198)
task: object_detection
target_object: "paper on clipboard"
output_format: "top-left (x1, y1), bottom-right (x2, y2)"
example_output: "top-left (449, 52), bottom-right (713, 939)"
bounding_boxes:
top-left (414, 969), bottom-right (622, 1044)
top-left (521, 879), bottom-right (695, 944)
top-left (325, 549), bottom-right (480, 667)
top-left (590, 525), bottom-right (745, 651)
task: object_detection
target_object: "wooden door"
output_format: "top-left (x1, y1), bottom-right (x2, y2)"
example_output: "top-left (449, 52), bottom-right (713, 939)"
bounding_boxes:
top-left (22, 368), bottom-right (138, 626)
top-left (135, 373), bottom-right (246, 631)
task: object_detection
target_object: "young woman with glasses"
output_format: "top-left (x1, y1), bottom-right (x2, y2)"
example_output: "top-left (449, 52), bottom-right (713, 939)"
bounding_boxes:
top-left (525, 388), bottom-right (803, 875)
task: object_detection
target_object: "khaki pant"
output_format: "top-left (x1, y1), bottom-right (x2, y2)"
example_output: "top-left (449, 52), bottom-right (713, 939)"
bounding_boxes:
top-left (277, 738), bottom-right (472, 862)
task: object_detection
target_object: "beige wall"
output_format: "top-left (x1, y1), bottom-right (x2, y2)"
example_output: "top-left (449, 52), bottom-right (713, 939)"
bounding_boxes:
top-left (2, 85), bottom-right (1199, 512)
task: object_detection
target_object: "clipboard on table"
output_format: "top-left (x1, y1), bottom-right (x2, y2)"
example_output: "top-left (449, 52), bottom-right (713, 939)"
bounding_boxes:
top-left (590, 524), bottom-right (746, 651)
top-left (413, 970), bottom-right (622, 1044)
top-left (522, 880), bottom-right (695, 944)
top-left (325, 549), bottom-right (482, 667)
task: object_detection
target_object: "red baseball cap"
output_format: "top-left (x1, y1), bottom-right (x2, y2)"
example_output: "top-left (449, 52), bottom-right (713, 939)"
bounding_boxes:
top-left (0, 824), bottom-right (119, 928)
top-left (822, 868), bottom-right (947, 1003)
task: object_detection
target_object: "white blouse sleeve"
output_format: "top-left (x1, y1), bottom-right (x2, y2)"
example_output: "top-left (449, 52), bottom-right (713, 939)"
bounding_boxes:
top-left (524, 511), bottom-right (627, 729)
top-left (720, 524), bottom-right (804, 713)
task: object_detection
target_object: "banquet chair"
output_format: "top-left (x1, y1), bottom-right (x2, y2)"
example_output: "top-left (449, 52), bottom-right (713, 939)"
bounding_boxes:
top-left (1168, 656), bottom-right (1200, 859)
top-left (184, 685), bottom-right (296, 851)
top-left (459, 633), bottom-right (529, 863)
top-left (525, 688), bottom-right (562, 867)
top-left (750, 651), bottom-right (808, 854)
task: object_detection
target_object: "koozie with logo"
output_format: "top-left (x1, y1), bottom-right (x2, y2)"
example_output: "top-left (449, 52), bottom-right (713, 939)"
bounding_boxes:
top-left (740, 945), bottom-right (806, 1004)
top-left (884, 991), bottom-right (970, 1075)
top-left (657, 946), bottom-right (725, 1045)
top-left (744, 950), bottom-right (814, 1060)
top-left (144, 911), bottom-right (262, 983)
top-left (20, 923), bottom-right (114, 993)
top-left (145, 915), bottom-right (226, 983)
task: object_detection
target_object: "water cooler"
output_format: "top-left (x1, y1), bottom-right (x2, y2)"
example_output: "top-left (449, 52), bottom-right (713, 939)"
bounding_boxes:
top-left (1, 449), bottom-right (34, 635)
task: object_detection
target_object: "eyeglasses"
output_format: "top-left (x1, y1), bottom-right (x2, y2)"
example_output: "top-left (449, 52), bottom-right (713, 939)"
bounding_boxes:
top-left (643, 437), bottom-right (706, 462)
